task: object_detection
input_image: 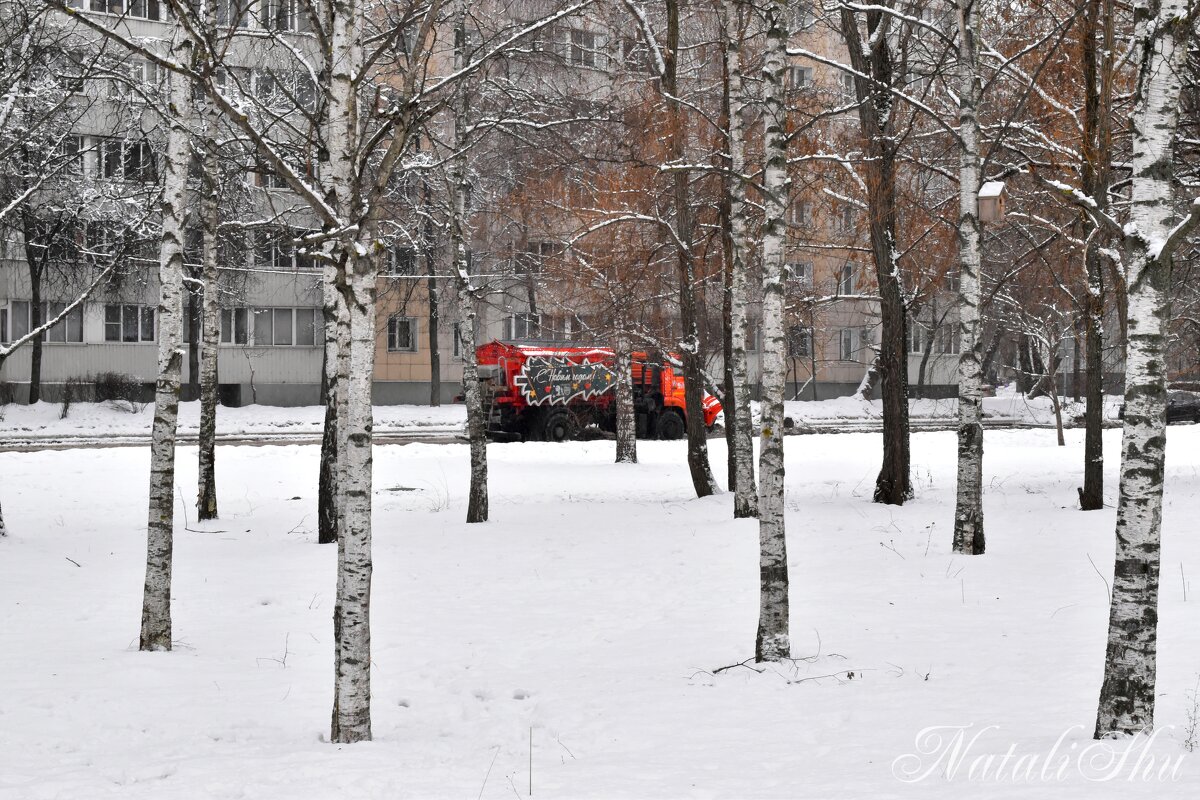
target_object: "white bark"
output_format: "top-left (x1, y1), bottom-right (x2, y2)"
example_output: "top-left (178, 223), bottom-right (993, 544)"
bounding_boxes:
top-left (755, 0), bottom-right (791, 663)
top-left (951, 0), bottom-right (985, 556)
top-left (614, 332), bottom-right (637, 464)
top-left (140, 30), bottom-right (196, 652)
top-left (725, 0), bottom-right (757, 518)
top-left (451, 3), bottom-right (488, 524)
top-left (1094, 0), bottom-right (1193, 738)
top-left (328, 1), bottom-right (373, 744)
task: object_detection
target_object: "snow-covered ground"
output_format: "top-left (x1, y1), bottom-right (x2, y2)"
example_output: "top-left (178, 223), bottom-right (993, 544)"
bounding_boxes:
top-left (0, 400), bottom-right (467, 441)
top-left (0, 384), bottom-right (1121, 443)
top-left (2, 427), bottom-right (1198, 798)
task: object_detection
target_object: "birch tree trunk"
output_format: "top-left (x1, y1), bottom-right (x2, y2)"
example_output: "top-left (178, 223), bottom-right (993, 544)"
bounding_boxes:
top-left (328, 2), bottom-right (373, 744)
top-left (1079, 0), bottom-right (1114, 511)
top-left (951, 0), bottom-right (985, 556)
top-left (1094, 0), bottom-right (1193, 738)
top-left (724, 0), bottom-right (757, 518)
top-left (664, 0), bottom-right (717, 499)
top-left (140, 33), bottom-right (196, 652)
top-left (614, 331), bottom-right (637, 464)
top-left (196, 101), bottom-right (221, 521)
top-left (452, 4), bottom-right (487, 524)
top-left (455, 278), bottom-right (488, 522)
top-left (755, 0), bottom-right (791, 663)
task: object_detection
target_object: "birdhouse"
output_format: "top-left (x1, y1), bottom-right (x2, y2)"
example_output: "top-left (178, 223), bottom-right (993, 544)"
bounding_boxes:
top-left (978, 181), bottom-right (1006, 224)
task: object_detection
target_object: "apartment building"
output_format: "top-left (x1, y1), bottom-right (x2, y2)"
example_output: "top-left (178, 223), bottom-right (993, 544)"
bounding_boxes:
top-left (0, 3), bottom-right (465, 405)
top-left (1, 3), bottom-right (965, 407)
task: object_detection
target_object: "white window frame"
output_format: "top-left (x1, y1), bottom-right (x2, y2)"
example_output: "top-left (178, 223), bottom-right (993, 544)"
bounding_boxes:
top-left (387, 315), bottom-right (419, 352)
top-left (8, 301), bottom-right (85, 344)
top-left (785, 261), bottom-right (813, 287)
top-left (568, 28), bottom-right (608, 70)
top-left (839, 328), bottom-right (856, 361)
top-left (104, 303), bottom-right (155, 343)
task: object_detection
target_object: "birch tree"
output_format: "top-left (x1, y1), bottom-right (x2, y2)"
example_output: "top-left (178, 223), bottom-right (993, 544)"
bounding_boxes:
top-left (1092, 0), bottom-right (1199, 737)
top-left (951, 0), bottom-right (986, 556)
top-left (140, 24), bottom-right (197, 652)
top-left (721, 0), bottom-right (758, 517)
top-left (755, 0), bottom-right (792, 663)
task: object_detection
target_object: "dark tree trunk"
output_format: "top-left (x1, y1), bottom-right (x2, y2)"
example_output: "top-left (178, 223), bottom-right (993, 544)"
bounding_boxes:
top-left (1078, 0), bottom-right (1112, 512)
top-left (28, 283), bottom-right (42, 405)
top-left (719, 30), bottom-right (738, 496)
top-left (980, 327), bottom-right (1002, 381)
top-left (664, 0), bottom-right (716, 498)
top-left (427, 266), bottom-right (440, 406)
top-left (186, 286), bottom-right (201, 401)
top-left (1017, 334), bottom-right (1035, 393)
top-left (318, 339), bottom-right (338, 544)
top-left (840, 7), bottom-right (911, 504)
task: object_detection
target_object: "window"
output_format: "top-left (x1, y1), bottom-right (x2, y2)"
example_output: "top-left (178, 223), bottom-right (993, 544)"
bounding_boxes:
top-left (99, 139), bottom-right (157, 183)
top-left (936, 324), bottom-right (961, 355)
top-left (510, 313), bottom-right (540, 340)
top-left (787, 65), bottom-right (813, 90)
top-left (88, 0), bottom-right (162, 20)
top-left (9, 302), bottom-right (84, 343)
top-left (785, 261), bottom-right (813, 287)
top-left (221, 308), bottom-right (249, 344)
top-left (786, 325), bottom-right (811, 358)
top-left (909, 319), bottom-right (926, 353)
top-left (250, 307), bottom-right (320, 346)
top-left (515, 240), bottom-right (563, 274)
top-left (945, 271), bottom-right (961, 293)
top-left (256, 229), bottom-right (315, 270)
top-left (620, 36), bottom-right (654, 75)
top-left (568, 29), bottom-right (608, 70)
top-left (57, 136), bottom-right (85, 177)
top-left (1, 308), bottom-right (7, 343)
top-left (388, 315), bottom-right (418, 351)
top-left (788, 200), bottom-right (810, 227)
top-left (452, 322), bottom-right (462, 356)
top-left (261, 0), bottom-right (296, 31)
top-left (107, 59), bottom-right (161, 101)
top-left (795, 2), bottom-right (815, 29)
top-left (841, 72), bottom-right (857, 102)
top-left (839, 328), bottom-right (855, 361)
top-left (837, 206), bottom-right (856, 234)
top-left (387, 245), bottom-right (417, 276)
top-left (295, 308), bottom-right (319, 346)
top-left (837, 264), bottom-right (855, 295)
top-left (105, 304), bottom-right (155, 343)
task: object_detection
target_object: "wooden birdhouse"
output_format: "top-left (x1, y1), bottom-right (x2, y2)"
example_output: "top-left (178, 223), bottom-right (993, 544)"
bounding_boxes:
top-left (978, 181), bottom-right (1006, 224)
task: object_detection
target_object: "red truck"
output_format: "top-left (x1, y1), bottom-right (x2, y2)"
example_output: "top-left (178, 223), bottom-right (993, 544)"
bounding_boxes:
top-left (474, 341), bottom-right (722, 442)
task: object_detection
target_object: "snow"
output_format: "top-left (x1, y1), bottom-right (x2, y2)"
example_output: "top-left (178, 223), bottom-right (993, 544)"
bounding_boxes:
top-left (0, 401), bottom-right (467, 441)
top-left (0, 385), bottom-right (1122, 444)
top-left (3, 426), bottom-right (1200, 797)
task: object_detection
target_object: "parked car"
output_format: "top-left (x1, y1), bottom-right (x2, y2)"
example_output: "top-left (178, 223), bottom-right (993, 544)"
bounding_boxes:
top-left (1118, 390), bottom-right (1200, 423)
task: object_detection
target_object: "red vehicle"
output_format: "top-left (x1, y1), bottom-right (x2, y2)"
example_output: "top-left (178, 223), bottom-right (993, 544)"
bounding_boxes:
top-left (473, 341), bottom-right (722, 442)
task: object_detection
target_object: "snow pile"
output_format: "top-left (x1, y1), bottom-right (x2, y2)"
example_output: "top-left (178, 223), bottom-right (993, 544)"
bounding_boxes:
top-left (2, 429), bottom-right (1199, 797)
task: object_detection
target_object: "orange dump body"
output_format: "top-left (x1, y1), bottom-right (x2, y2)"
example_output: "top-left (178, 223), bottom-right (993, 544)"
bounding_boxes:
top-left (473, 341), bottom-right (721, 441)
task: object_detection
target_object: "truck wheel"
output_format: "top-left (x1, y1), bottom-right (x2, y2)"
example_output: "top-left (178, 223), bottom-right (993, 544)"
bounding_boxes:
top-left (655, 409), bottom-right (686, 440)
top-left (541, 410), bottom-right (579, 442)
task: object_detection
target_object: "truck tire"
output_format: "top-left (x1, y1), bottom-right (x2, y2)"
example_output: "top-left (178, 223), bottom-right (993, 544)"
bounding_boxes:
top-left (655, 409), bottom-right (686, 440)
top-left (541, 409), bottom-right (579, 442)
